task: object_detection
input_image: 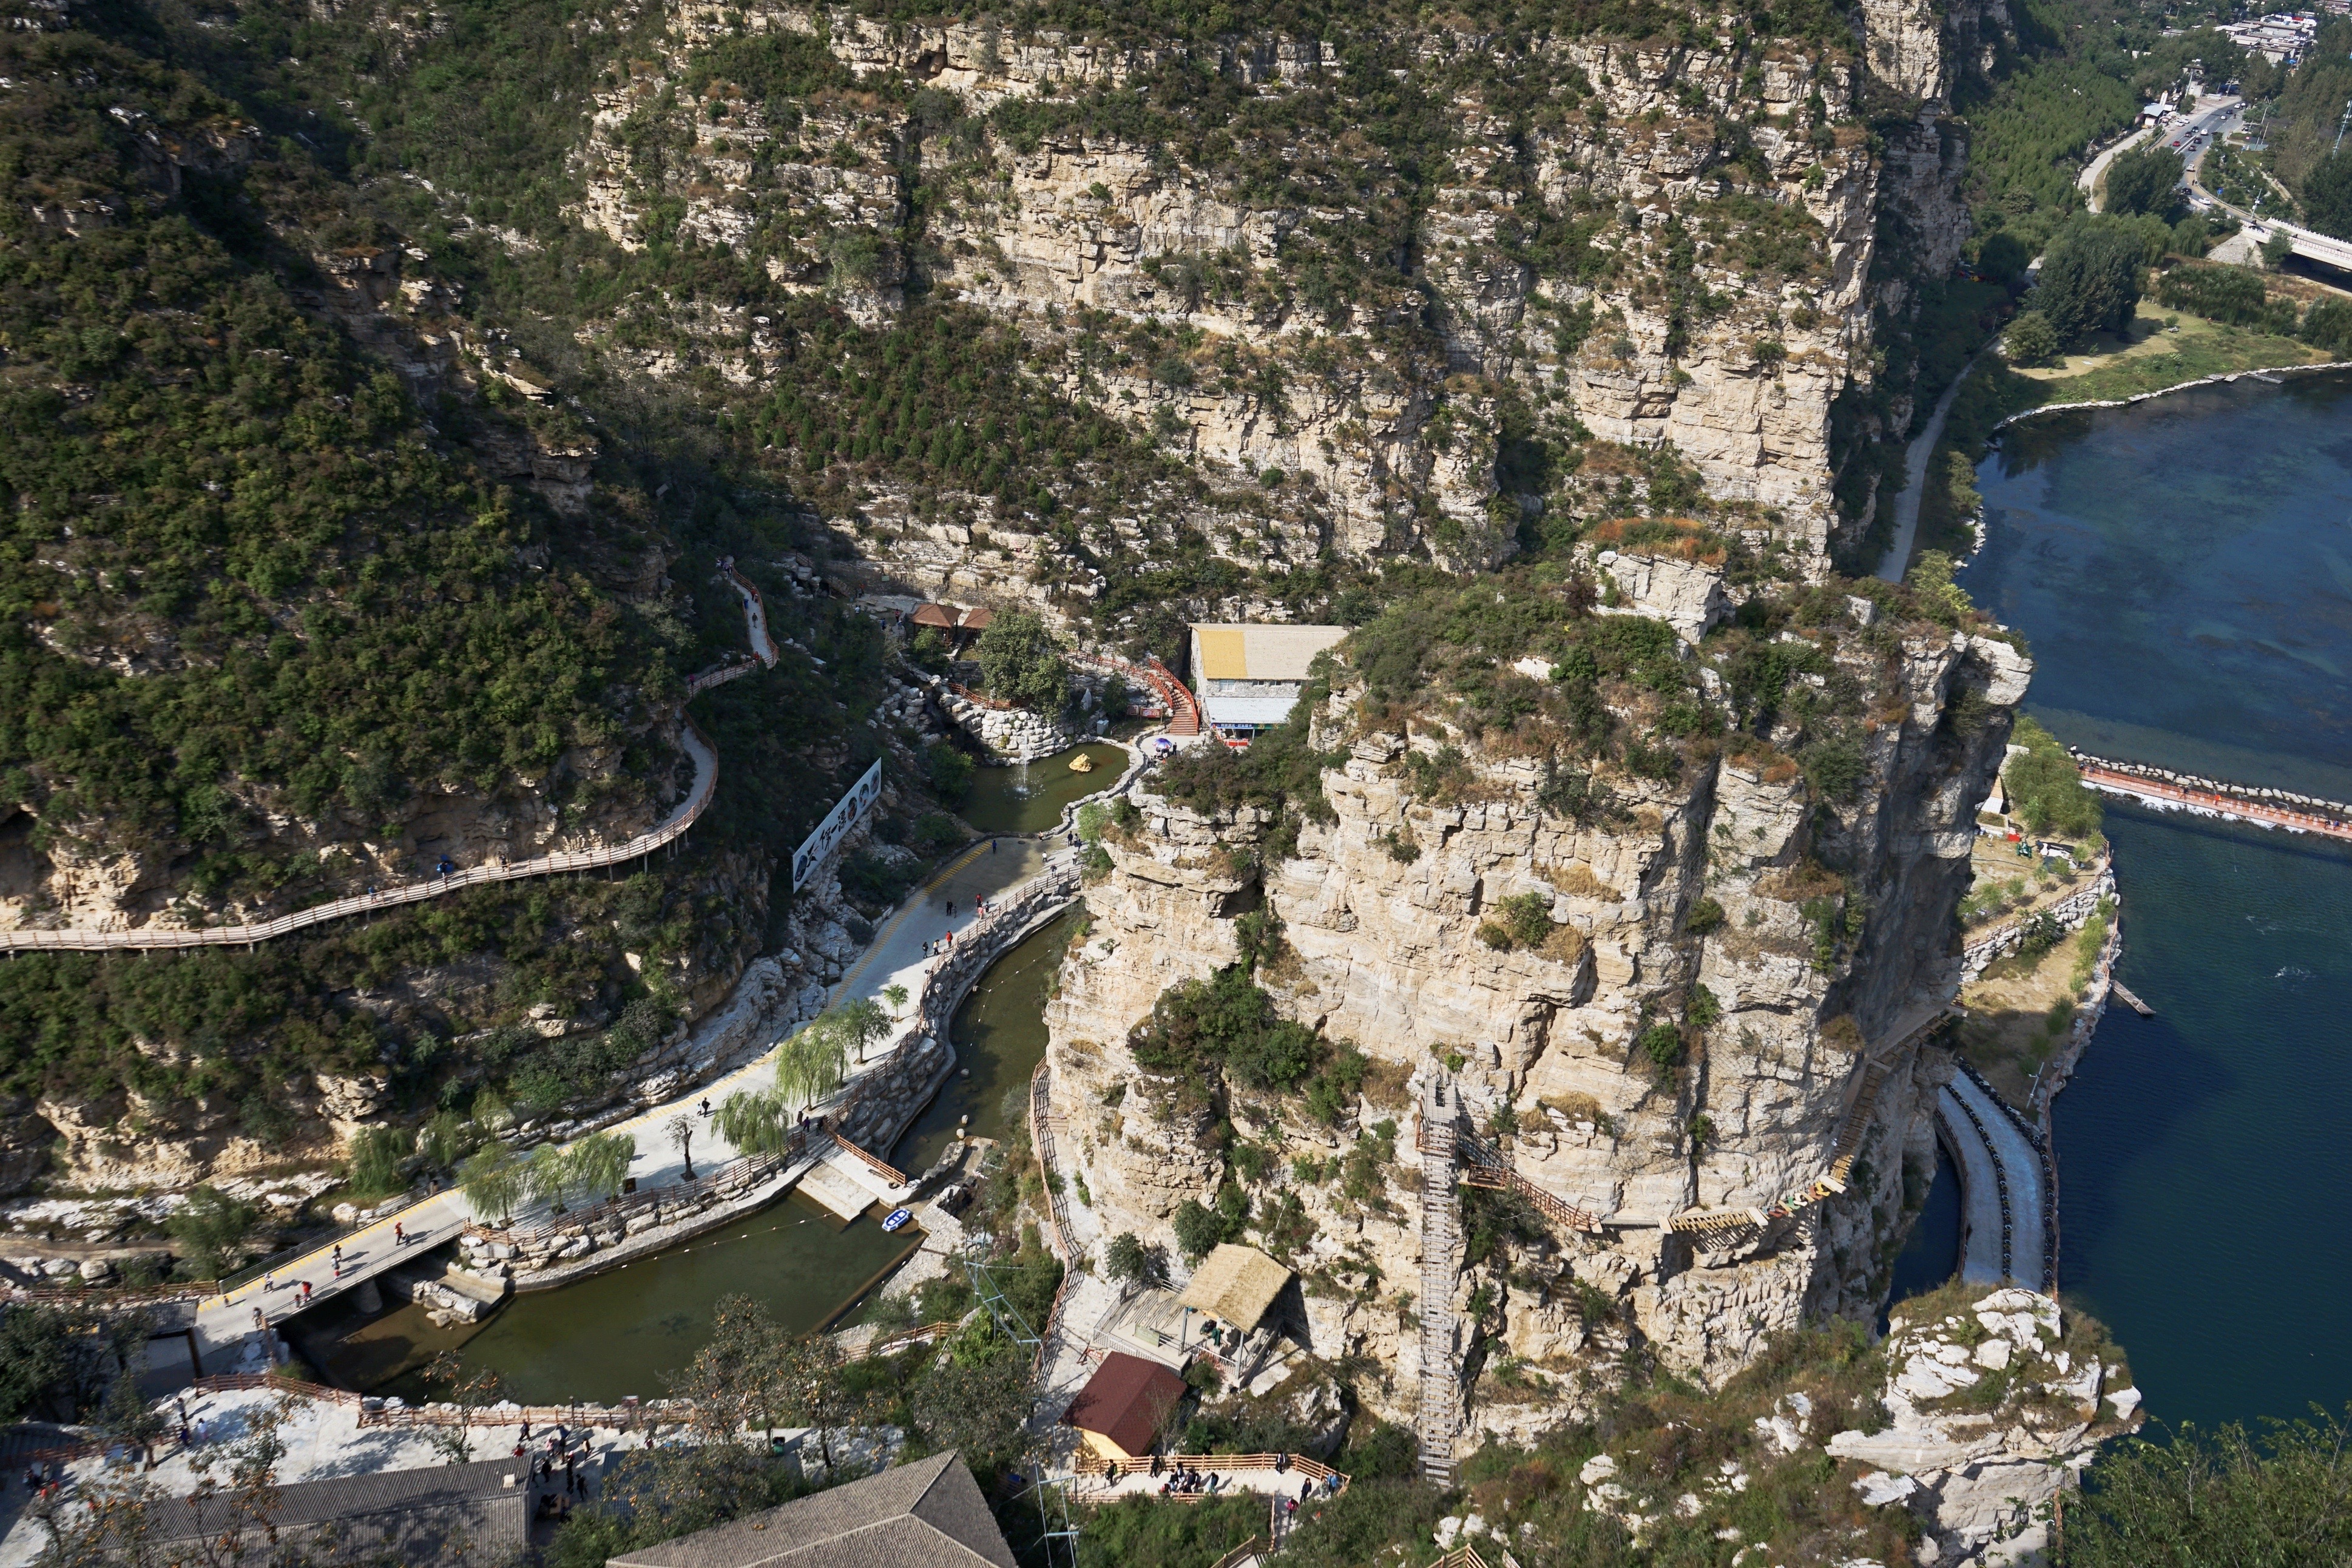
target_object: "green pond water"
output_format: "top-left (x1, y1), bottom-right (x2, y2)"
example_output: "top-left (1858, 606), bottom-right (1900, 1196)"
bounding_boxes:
top-left (959, 743), bottom-right (1130, 834)
top-left (326, 913), bottom-right (1073, 1403)
top-left (1957, 370), bottom-right (2352, 1430)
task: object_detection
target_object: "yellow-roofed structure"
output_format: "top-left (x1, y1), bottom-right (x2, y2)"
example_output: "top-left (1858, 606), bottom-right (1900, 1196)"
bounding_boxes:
top-left (1186, 623), bottom-right (1347, 735)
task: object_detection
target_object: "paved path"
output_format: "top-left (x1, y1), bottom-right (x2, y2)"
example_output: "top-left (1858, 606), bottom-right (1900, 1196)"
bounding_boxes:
top-left (0, 574), bottom-right (774, 953)
top-left (1874, 351), bottom-right (1987, 583)
top-left (1941, 1069), bottom-right (2049, 1290)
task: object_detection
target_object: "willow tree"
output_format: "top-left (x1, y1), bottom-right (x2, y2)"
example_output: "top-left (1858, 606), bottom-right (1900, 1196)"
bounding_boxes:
top-left (715, 1089), bottom-right (791, 1157)
top-left (569, 1132), bottom-right (637, 1203)
top-left (459, 1143), bottom-right (526, 1225)
top-left (776, 1014), bottom-right (851, 1108)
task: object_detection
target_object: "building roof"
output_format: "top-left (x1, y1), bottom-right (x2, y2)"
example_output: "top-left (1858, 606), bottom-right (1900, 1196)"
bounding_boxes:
top-left (1190, 624), bottom-right (1348, 683)
top-left (1177, 1243), bottom-right (1294, 1331)
top-left (910, 604), bottom-right (958, 629)
top-left (136, 1456), bottom-right (530, 1564)
top-left (1201, 695), bottom-right (1305, 728)
top-left (957, 606), bottom-right (996, 631)
top-left (608, 1452), bottom-right (1015, 1568)
top-left (1061, 1351), bottom-right (1188, 1458)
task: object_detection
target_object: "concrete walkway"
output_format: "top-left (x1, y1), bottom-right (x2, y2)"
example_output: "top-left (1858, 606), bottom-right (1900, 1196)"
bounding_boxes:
top-left (1941, 1070), bottom-right (2049, 1291)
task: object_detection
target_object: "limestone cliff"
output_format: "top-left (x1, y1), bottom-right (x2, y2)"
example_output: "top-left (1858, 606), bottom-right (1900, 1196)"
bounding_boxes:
top-left (1043, 588), bottom-right (2032, 1447)
top-left (563, 0), bottom-right (1990, 601)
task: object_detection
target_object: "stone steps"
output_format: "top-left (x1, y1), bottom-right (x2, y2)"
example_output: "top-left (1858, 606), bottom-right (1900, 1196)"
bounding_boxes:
top-left (796, 1161), bottom-right (876, 1222)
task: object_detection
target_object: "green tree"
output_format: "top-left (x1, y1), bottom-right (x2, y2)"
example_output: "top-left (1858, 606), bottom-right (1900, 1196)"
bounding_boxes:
top-left (837, 996), bottom-right (891, 1063)
top-left (715, 1088), bottom-right (792, 1157)
top-left (459, 1141), bottom-right (528, 1225)
top-left (2303, 149), bottom-right (2352, 241)
top-left (925, 742), bottom-right (975, 804)
top-left (2003, 309), bottom-right (2061, 366)
top-left (776, 1012), bottom-right (853, 1107)
top-left (525, 1142), bottom-right (578, 1212)
top-left (167, 1186), bottom-right (260, 1279)
top-left (2036, 217), bottom-right (2147, 345)
top-left (2065, 1410), bottom-right (2352, 1566)
top-left (422, 1351), bottom-right (509, 1465)
top-left (669, 1115), bottom-right (698, 1180)
top-left (1104, 1232), bottom-right (1168, 1291)
top-left (345, 1126), bottom-right (413, 1201)
top-left (669, 1294), bottom-right (791, 1445)
top-left (2104, 143), bottom-right (2185, 217)
top-left (2002, 716), bottom-right (2104, 839)
top-left (570, 1131), bottom-right (637, 1201)
top-left (974, 608), bottom-right (1070, 713)
top-left (881, 982), bottom-right (909, 1021)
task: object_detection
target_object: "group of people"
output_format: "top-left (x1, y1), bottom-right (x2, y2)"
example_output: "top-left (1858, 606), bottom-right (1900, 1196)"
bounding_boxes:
top-left (1153, 1464), bottom-right (1221, 1496)
top-left (512, 1422), bottom-right (592, 1513)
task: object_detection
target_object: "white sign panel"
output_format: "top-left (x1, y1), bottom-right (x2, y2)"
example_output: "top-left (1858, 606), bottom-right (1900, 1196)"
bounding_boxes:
top-left (792, 759), bottom-right (884, 891)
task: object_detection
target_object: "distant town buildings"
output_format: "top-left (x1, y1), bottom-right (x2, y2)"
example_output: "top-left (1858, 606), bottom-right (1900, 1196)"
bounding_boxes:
top-left (2221, 12), bottom-right (2319, 62)
top-left (1186, 623), bottom-right (1349, 736)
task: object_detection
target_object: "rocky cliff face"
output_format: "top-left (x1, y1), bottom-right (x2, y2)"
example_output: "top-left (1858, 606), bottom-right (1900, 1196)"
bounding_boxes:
top-left (1044, 597), bottom-right (2032, 1438)
top-left (565, 0), bottom-right (1987, 602)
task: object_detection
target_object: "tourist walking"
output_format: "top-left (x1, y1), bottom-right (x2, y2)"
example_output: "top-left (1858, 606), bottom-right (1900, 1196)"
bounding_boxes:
top-left (393, 1221), bottom-right (405, 1247)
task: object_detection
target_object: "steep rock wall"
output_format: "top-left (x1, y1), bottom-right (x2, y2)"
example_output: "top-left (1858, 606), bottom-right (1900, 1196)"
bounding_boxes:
top-left (1045, 620), bottom-right (2029, 1437)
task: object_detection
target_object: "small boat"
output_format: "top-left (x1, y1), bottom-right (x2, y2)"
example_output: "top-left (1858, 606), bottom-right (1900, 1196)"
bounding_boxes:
top-left (1067, 752), bottom-right (1095, 773)
top-left (881, 1207), bottom-right (913, 1233)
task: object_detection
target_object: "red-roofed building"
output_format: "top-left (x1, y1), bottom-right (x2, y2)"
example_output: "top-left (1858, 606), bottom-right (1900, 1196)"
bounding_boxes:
top-left (1061, 1351), bottom-right (1187, 1464)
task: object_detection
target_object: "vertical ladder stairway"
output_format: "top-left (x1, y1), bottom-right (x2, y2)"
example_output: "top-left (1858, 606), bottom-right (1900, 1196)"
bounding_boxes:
top-left (1417, 1076), bottom-right (1461, 1485)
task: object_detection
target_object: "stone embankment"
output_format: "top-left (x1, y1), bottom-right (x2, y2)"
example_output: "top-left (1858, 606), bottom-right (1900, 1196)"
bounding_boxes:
top-left (1960, 865), bottom-right (2114, 980)
top-left (1990, 359), bottom-right (2352, 434)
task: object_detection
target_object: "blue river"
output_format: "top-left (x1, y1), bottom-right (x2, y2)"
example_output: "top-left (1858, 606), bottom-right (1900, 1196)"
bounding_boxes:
top-left (1958, 370), bottom-right (2352, 1431)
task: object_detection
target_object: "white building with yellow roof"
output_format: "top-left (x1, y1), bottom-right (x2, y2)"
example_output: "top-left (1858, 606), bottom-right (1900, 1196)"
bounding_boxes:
top-left (1187, 623), bottom-right (1348, 735)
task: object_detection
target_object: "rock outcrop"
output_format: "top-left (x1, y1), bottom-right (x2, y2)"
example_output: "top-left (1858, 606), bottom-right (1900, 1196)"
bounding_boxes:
top-left (1044, 612), bottom-right (2029, 1441)
top-left (1830, 1286), bottom-right (2140, 1565)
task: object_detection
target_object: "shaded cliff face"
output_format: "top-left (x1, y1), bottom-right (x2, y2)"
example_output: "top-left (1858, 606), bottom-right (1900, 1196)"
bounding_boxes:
top-left (1045, 598), bottom-right (2030, 1430)
top-left (570, 1), bottom-right (1981, 592)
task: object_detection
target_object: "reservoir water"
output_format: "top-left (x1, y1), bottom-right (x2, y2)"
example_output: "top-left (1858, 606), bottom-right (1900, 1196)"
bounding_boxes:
top-left (1961, 369), bottom-right (2352, 1431)
top-left (326, 913), bottom-right (1073, 1402)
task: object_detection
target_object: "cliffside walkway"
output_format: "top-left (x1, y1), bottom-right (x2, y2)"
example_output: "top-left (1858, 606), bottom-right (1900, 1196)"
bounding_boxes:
top-left (1416, 1076), bottom-right (1461, 1485)
top-left (0, 569), bottom-right (780, 953)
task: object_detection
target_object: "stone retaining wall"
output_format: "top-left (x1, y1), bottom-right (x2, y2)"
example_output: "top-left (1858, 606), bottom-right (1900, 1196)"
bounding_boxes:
top-left (1960, 867), bottom-right (2114, 980)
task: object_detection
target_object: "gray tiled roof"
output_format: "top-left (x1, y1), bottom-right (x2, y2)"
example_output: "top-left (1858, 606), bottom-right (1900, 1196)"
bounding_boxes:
top-left (609, 1451), bottom-right (1016, 1568)
top-left (137, 1455), bottom-right (531, 1560)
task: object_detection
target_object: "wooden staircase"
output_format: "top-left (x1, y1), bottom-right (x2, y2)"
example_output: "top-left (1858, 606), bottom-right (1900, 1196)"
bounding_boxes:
top-left (1417, 1077), bottom-right (1461, 1485)
top-left (1141, 657), bottom-right (1203, 738)
top-left (1453, 1126), bottom-right (1605, 1234)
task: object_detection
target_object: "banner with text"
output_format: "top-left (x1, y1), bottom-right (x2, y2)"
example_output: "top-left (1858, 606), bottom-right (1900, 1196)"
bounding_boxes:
top-left (792, 760), bottom-right (884, 891)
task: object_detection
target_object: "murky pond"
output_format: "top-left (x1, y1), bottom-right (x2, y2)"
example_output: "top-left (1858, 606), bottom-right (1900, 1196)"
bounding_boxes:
top-left (959, 743), bottom-right (1130, 835)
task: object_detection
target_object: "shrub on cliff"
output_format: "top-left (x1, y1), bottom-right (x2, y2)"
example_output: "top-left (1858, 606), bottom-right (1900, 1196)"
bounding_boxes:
top-left (1131, 966), bottom-right (1324, 1093)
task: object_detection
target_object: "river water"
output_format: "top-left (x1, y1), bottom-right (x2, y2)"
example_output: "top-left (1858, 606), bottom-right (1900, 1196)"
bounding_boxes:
top-left (1959, 369), bottom-right (2352, 1431)
top-left (322, 913), bottom-right (1075, 1404)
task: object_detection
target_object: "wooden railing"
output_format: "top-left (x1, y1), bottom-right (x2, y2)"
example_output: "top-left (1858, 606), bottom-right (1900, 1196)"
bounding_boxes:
top-left (1423, 1548), bottom-right (1492, 1568)
top-left (829, 1130), bottom-right (909, 1188)
top-left (1453, 1125), bottom-right (1603, 1234)
top-left (1209, 1536), bottom-right (1261, 1568)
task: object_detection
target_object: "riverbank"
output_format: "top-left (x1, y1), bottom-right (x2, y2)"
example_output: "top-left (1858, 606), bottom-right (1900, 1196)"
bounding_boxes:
top-left (1911, 306), bottom-right (2352, 563)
